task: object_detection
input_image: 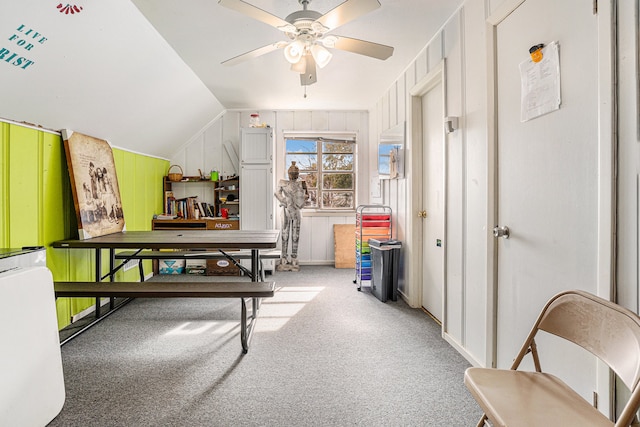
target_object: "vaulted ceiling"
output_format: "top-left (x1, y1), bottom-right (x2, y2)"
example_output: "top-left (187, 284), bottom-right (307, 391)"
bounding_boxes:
top-left (1, 1), bottom-right (462, 158)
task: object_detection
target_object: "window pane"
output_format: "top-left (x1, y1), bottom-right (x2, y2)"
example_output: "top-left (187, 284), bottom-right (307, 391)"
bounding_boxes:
top-left (286, 154), bottom-right (317, 171)
top-left (322, 191), bottom-right (353, 209)
top-left (300, 172), bottom-right (317, 189)
top-left (287, 139), bottom-right (317, 153)
top-left (322, 154), bottom-right (353, 171)
top-left (378, 145), bottom-right (393, 175)
top-left (323, 141), bottom-right (354, 153)
top-left (306, 189), bottom-right (318, 207)
top-left (323, 173), bottom-right (353, 190)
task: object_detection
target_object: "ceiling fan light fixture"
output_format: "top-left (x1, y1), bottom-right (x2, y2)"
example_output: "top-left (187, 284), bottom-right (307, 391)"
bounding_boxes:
top-left (284, 39), bottom-right (305, 63)
top-left (291, 55), bottom-right (308, 73)
top-left (320, 35), bottom-right (338, 49)
top-left (310, 44), bottom-right (332, 68)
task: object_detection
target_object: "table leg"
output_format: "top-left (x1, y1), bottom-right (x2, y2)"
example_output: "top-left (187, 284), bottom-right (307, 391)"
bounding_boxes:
top-left (109, 249), bottom-right (115, 310)
top-left (240, 297), bottom-right (249, 354)
top-left (251, 249), bottom-right (259, 282)
top-left (138, 261), bottom-right (145, 282)
top-left (95, 248), bottom-right (101, 318)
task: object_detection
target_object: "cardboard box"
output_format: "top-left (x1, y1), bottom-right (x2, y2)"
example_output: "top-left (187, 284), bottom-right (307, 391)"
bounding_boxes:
top-left (185, 259), bottom-right (206, 275)
top-left (158, 259), bottom-right (185, 274)
top-left (206, 259), bottom-right (240, 276)
top-left (334, 224), bottom-right (356, 268)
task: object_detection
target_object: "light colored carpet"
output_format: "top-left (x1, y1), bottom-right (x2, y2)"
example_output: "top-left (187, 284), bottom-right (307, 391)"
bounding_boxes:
top-left (49, 266), bottom-right (482, 426)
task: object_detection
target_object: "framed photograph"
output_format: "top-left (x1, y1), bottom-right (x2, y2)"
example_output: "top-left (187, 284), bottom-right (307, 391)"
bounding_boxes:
top-left (62, 129), bottom-right (125, 239)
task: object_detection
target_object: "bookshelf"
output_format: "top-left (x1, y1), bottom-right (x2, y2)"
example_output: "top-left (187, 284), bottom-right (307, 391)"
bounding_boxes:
top-left (162, 176), bottom-right (240, 224)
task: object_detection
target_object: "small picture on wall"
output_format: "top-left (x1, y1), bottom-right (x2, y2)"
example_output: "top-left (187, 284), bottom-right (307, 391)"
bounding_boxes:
top-left (378, 122), bottom-right (405, 179)
top-left (62, 129), bottom-right (125, 239)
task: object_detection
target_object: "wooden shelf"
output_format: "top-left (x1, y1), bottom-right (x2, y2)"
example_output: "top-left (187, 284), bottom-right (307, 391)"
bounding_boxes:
top-left (152, 218), bottom-right (239, 231)
top-left (162, 174), bottom-right (240, 222)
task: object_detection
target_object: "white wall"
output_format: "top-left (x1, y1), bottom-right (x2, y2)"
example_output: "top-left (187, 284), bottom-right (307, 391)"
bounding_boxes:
top-left (170, 110), bottom-right (368, 265)
top-left (369, 0), bottom-right (631, 378)
top-left (369, 1), bottom-right (489, 365)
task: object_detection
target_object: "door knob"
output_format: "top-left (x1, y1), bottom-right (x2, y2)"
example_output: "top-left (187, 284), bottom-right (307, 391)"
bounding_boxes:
top-left (418, 210), bottom-right (427, 218)
top-left (493, 225), bottom-right (510, 239)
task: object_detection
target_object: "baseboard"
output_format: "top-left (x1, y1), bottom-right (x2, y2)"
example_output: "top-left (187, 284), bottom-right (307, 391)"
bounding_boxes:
top-left (443, 332), bottom-right (483, 367)
top-left (70, 275), bottom-right (151, 323)
top-left (71, 297), bottom-right (111, 323)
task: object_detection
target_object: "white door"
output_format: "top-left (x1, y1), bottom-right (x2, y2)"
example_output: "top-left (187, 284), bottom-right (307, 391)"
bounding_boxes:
top-left (240, 163), bottom-right (273, 230)
top-left (240, 128), bottom-right (272, 164)
top-left (495, 0), bottom-right (599, 394)
top-left (421, 77), bottom-right (444, 322)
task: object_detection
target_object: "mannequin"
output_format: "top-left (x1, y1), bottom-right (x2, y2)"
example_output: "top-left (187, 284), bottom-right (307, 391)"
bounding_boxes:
top-left (274, 161), bottom-right (307, 271)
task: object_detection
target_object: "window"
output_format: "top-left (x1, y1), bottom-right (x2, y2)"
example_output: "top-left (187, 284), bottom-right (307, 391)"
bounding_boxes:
top-left (285, 135), bottom-right (356, 210)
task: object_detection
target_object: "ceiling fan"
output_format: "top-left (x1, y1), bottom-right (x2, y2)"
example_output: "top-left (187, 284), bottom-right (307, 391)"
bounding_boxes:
top-left (219, 0), bottom-right (394, 86)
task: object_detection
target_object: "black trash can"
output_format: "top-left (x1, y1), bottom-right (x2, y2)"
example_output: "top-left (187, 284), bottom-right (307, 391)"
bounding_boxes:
top-left (369, 238), bottom-right (402, 302)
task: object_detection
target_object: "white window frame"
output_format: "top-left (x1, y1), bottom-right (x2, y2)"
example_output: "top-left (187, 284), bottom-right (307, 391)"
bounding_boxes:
top-left (283, 131), bottom-right (357, 213)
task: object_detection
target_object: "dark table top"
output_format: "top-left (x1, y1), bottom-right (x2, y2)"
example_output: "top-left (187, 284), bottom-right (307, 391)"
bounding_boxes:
top-left (0, 247), bottom-right (45, 259)
top-left (52, 230), bottom-right (280, 250)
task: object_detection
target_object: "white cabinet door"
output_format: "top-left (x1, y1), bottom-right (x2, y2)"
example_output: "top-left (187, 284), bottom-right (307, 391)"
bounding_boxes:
top-left (240, 163), bottom-right (273, 230)
top-left (240, 127), bottom-right (275, 271)
top-left (241, 128), bottom-right (273, 164)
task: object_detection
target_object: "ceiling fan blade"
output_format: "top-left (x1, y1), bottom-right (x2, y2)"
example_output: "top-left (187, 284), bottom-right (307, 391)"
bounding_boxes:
top-left (218, 0), bottom-right (294, 32)
top-left (222, 42), bottom-right (285, 66)
top-left (314, 0), bottom-right (381, 32)
top-left (331, 36), bottom-right (393, 60)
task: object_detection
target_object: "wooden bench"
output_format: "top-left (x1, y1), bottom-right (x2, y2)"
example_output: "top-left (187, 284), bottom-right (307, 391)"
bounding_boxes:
top-left (54, 280), bottom-right (275, 354)
top-left (114, 249), bottom-right (281, 281)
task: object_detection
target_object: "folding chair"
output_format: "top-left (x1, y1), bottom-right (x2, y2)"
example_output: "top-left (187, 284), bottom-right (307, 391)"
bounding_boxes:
top-left (464, 290), bottom-right (640, 426)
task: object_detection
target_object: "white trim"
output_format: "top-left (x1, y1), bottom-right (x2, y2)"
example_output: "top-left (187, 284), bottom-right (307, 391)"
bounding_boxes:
top-left (444, 332), bottom-right (483, 367)
top-left (485, 14), bottom-right (499, 369)
top-left (0, 118), bottom-right (171, 161)
top-left (282, 130), bottom-right (357, 141)
top-left (596, 0), bottom-right (615, 418)
top-left (486, 0), bottom-right (526, 26)
top-left (0, 117), bottom-right (61, 135)
top-left (70, 298), bottom-right (111, 323)
top-left (110, 145), bottom-right (169, 161)
top-left (301, 211), bottom-right (356, 217)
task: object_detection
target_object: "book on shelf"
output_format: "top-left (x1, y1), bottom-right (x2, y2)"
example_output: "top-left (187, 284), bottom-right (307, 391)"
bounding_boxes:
top-left (207, 203), bottom-right (216, 217)
top-left (161, 191), bottom-right (217, 220)
top-left (199, 202), bottom-right (214, 218)
top-left (166, 195), bottom-right (200, 219)
top-left (164, 191), bottom-right (175, 216)
top-left (155, 214), bottom-right (178, 220)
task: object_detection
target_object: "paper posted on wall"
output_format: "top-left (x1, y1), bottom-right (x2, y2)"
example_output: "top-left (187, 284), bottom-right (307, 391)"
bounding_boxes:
top-left (520, 41), bottom-right (561, 122)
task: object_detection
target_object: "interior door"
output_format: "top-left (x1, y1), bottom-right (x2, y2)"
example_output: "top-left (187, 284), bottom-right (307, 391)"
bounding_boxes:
top-left (421, 77), bottom-right (444, 322)
top-left (495, 0), bottom-right (599, 395)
